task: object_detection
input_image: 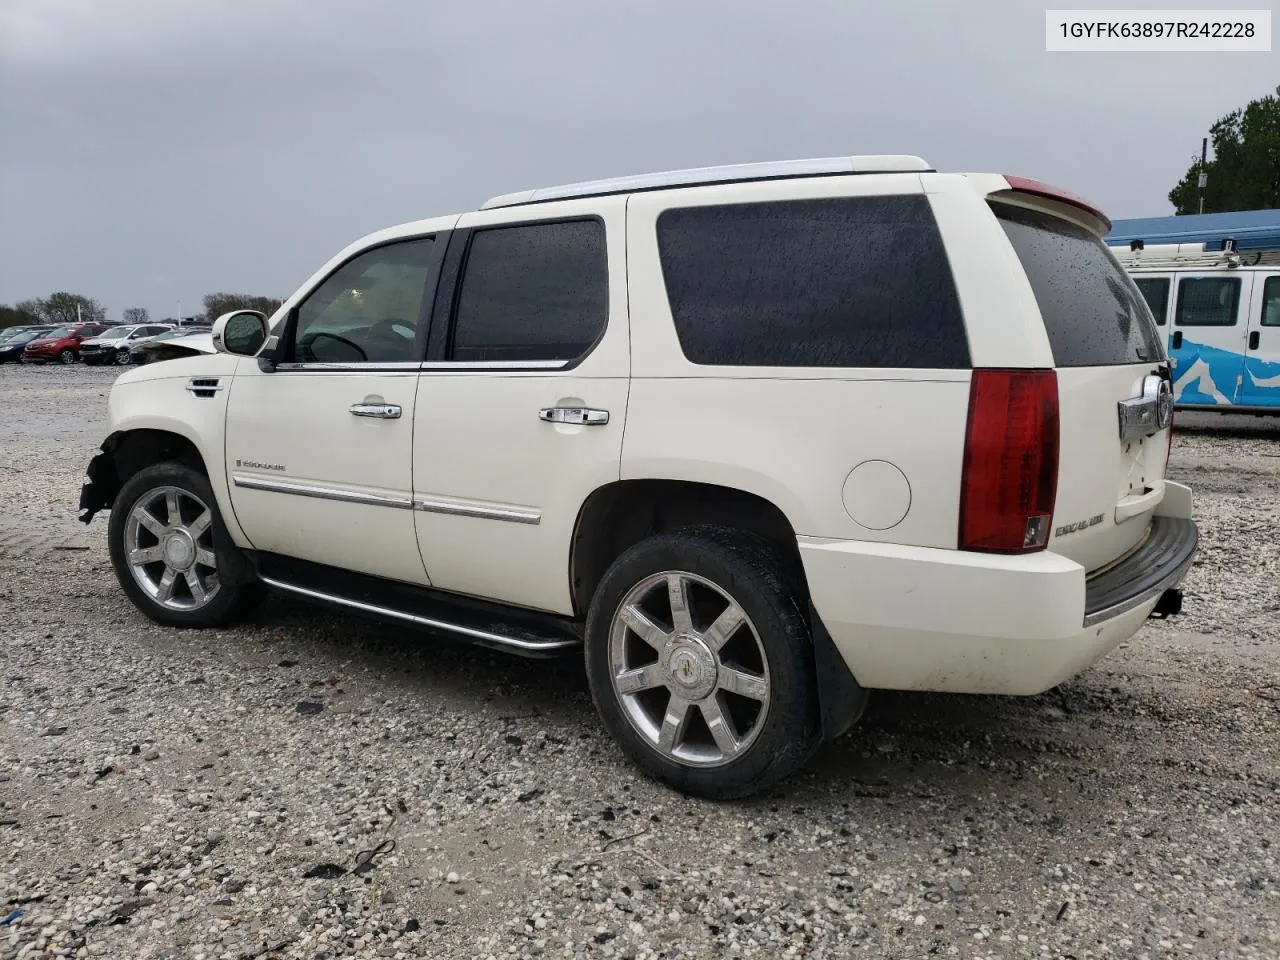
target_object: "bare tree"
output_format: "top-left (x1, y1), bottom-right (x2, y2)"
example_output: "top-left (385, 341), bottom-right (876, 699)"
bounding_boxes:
top-left (122, 307), bottom-right (150, 325)
top-left (33, 292), bottom-right (108, 326)
top-left (202, 293), bottom-right (284, 323)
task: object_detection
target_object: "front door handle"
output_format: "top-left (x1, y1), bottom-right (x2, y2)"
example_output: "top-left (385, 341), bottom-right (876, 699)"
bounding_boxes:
top-left (1249, 331), bottom-right (1261, 350)
top-left (350, 400), bottom-right (401, 419)
top-left (1171, 331), bottom-right (1183, 349)
top-left (539, 406), bottom-right (609, 425)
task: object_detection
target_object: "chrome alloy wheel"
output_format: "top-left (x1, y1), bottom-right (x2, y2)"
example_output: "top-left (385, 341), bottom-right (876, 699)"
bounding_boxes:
top-left (608, 571), bottom-right (771, 767)
top-left (124, 486), bottom-right (220, 611)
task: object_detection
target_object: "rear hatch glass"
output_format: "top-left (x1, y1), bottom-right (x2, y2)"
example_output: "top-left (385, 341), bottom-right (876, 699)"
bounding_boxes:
top-left (993, 203), bottom-right (1164, 366)
top-left (992, 200), bottom-right (1171, 574)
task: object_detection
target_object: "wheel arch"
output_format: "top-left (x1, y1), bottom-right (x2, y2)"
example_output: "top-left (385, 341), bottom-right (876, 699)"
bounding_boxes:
top-left (79, 428), bottom-right (210, 523)
top-left (569, 478), bottom-right (805, 619)
top-left (573, 479), bottom-right (868, 749)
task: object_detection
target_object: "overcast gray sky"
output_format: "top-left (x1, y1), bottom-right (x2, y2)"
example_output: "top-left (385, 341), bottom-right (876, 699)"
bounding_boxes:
top-left (0, 0), bottom-right (1274, 321)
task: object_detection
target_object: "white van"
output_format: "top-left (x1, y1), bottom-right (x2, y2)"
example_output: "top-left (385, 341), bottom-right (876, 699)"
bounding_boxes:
top-left (1112, 242), bottom-right (1280, 412)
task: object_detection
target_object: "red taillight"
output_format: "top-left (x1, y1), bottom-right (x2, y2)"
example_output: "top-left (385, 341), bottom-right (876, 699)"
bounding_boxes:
top-left (959, 369), bottom-right (1060, 553)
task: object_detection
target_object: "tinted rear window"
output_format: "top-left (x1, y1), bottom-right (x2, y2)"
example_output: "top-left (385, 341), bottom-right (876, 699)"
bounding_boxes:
top-left (656, 195), bottom-right (968, 368)
top-left (994, 203), bottom-right (1163, 366)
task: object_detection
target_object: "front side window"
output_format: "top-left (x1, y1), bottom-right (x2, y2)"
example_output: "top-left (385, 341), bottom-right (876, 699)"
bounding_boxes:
top-left (292, 237), bottom-right (437, 363)
top-left (1261, 276), bottom-right (1280, 327)
top-left (1175, 277), bottom-right (1241, 327)
top-left (450, 219), bottom-right (608, 363)
top-left (656, 195), bottom-right (968, 368)
top-left (1133, 278), bottom-right (1170, 326)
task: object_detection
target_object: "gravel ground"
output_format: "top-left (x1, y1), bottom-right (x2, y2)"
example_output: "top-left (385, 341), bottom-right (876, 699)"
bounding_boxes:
top-left (1, 363), bottom-right (1277, 960)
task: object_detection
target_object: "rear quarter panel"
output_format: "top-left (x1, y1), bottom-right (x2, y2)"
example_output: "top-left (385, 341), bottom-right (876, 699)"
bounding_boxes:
top-left (624, 176), bottom-right (972, 546)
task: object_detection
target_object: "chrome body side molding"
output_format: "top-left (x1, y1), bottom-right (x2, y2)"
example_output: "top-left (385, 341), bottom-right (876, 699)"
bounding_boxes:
top-left (231, 474), bottom-right (413, 509)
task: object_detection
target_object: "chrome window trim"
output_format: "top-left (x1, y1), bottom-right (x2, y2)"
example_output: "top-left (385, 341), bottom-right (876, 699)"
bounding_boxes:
top-left (258, 576), bottom-right (578, 653)
top-left (271, 359), bottom-right (570, 372)
top-left (231, 474), bottom-right (413, 509)
top-left (414, 496), bottom-right (541, 525)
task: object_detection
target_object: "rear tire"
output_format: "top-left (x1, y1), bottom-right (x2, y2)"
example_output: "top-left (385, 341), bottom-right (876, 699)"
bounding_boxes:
top-left (585, 526), bottom-right (820, 800)
top-left (108, 463), bottom-right (264, 627)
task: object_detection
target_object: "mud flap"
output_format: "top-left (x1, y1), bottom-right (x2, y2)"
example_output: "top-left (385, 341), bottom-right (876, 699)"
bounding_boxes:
top-left (810, 600), bottom-right (869, 742)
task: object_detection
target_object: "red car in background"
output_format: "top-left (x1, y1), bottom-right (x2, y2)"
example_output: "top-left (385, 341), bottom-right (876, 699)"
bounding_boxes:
top-left (22, 323), bottom-right (110, 364)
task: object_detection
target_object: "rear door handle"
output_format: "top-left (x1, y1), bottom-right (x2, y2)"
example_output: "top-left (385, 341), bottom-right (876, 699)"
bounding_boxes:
top-left (349, 401), bottom-right (401, 419)
top-left (539, 406), bottom-right (609, 425)
top-left (1249, 331), bottom-right (1261, 350)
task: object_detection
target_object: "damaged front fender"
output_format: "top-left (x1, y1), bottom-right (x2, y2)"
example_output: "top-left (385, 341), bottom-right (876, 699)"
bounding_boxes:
top-left (78, 433), bottom-right (124, 525)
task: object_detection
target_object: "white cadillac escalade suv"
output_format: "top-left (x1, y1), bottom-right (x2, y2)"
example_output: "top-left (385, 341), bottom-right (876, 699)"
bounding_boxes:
top-left (79, 156), bottom-right (1197, 799)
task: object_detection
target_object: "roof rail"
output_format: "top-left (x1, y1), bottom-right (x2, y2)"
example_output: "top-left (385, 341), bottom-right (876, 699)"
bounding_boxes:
top-left (480, 155), bottom-right (933, 210)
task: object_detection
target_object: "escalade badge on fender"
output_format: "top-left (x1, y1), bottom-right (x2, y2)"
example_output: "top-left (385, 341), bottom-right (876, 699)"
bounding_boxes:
top-left (1117, 375), bottom-right (1172, 440)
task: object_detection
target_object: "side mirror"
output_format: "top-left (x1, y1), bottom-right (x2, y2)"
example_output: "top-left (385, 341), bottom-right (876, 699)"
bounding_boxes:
top-left (212, 310), bottom-right (268, 357)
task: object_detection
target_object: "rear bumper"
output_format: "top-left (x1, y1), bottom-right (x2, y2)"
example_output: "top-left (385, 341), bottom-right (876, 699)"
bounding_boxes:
top-left (1083, 517), bottom-right (1198, 626)
top-left (799, 492), bottom-right (1197, 696)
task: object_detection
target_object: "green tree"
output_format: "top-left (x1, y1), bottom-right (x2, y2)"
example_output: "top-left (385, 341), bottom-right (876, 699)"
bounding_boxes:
top-left (202, 293), bottom-right (284, 323)
top-left (0, 303), bottom-right (41, 330)
top-left (1169, 91), bottom-right (1280, 214)
top-left (122, 307), bottom-right (150, 325)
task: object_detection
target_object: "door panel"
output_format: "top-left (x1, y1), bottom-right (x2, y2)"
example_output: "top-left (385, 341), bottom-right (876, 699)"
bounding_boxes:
top-left (225, 370), bottom-right (427, 584)
top-left (412, 197), bottom-right (630, 615)
top-left (1169, 273), bottom-right (1250, 406)
top-left (412, 374), bottom-right (628, 612)
top-left (1238, 273), bottom-right (1280, 408)
top-left (222, 231), bottom-right (448, 585)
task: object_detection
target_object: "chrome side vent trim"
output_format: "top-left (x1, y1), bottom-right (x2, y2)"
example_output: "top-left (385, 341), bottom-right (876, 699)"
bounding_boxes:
top-left (186, 378), bottom-right (223, 398)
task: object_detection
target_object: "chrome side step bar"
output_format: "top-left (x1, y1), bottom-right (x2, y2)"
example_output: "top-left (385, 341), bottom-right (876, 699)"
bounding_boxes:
top-left (259, 575), bottom-right (580, 657)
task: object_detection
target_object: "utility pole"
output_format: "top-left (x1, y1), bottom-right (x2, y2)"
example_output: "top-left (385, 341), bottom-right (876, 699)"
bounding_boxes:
top-left (1197, 137), bottom-right (1208, 215)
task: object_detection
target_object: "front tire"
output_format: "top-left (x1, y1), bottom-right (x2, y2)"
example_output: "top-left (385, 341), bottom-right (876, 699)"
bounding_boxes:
top-left (59, 348), bottom-right (75, 364)
top-left (108, 463), bottom-right (263, 627)
top-left (585, 527), bottom-right (821, 800)
top-left (115, 348), bottom-right (133, 365)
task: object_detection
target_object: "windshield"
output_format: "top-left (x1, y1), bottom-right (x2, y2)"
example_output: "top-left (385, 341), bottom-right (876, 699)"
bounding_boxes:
top-left (8, 330), bottom-right (44, 344)
top-left (42, 326), bottom-right (74, 339)
top-left (97, 327), bottom-right (132, 340)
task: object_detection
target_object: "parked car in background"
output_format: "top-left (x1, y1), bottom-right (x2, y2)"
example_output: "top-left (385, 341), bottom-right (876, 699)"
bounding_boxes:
top-left (130, 327), bottom-right (214, 365)
top-left (0, 324), bottom-right (52, 344)
top-left (80, 324), bottom-right (176, 366)
top-left (0, 326), bottom-right (55, 362)
top-left (22, 323), bottom-right (110, 364)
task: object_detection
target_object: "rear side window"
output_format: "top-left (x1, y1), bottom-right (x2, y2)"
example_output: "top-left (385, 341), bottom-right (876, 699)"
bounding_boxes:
top-left (994, 203), bottom-right (1163, 366)
top-left (655, 195), bottom-right (968, 368)
top-left (1133, 278), bottom-right (1170, 326)
top-left (1175, 277), bottom-right (1240, 326)
top-left (1263, 277), bottom-right (1280, 327)
top-left (450, 219), bottom-right (608, 363)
